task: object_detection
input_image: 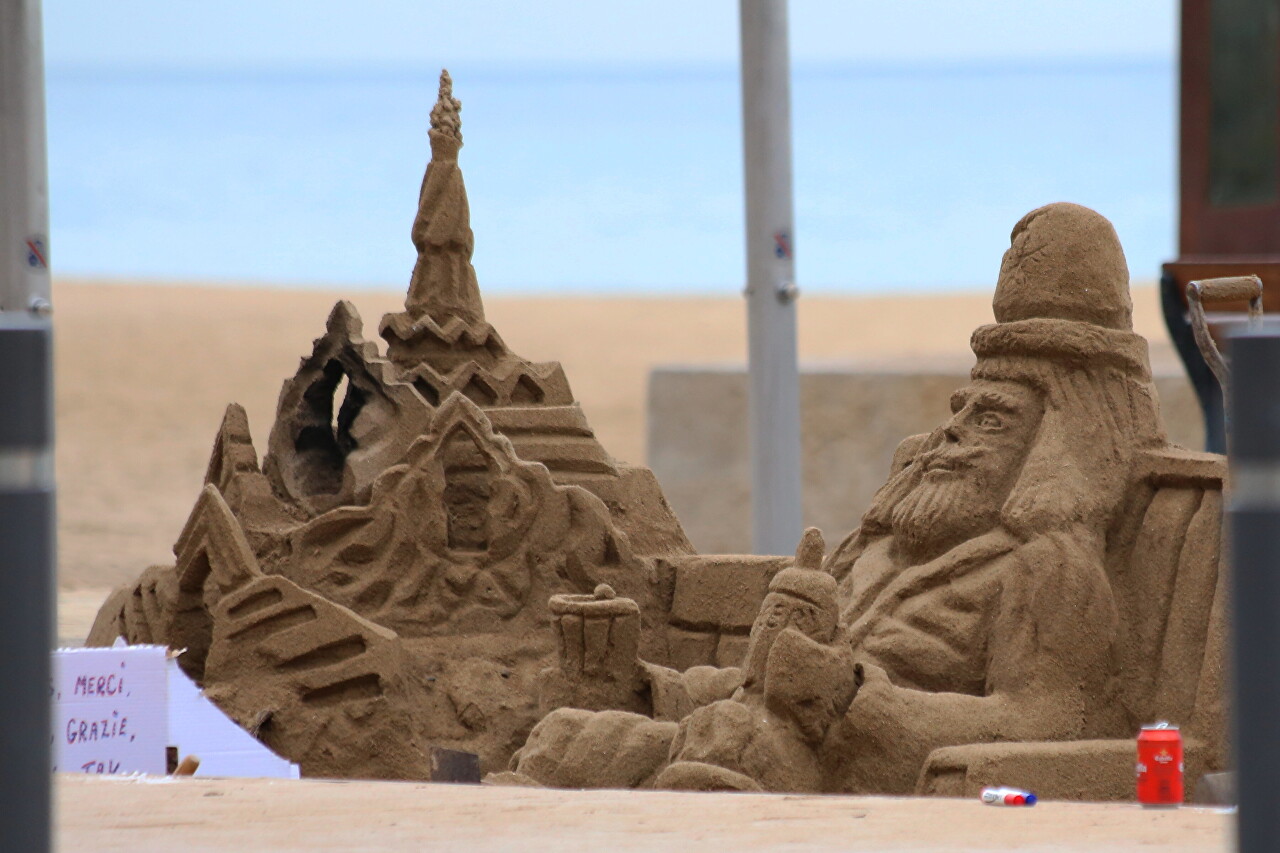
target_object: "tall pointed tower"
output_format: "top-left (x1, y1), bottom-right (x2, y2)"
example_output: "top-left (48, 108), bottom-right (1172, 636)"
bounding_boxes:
top-left (402, 70), bottom-right (485, 326)
top-left (380, 69), bottom-right (575, 402)
top-left (378, 70), bottom-right (691, 557)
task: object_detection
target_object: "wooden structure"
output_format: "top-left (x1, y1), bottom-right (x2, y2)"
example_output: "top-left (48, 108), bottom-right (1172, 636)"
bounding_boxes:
top-left (1163, 0), bottom-right (1280, 451)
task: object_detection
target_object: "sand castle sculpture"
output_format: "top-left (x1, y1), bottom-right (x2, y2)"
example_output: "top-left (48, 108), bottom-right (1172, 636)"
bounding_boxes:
top-left (88, 71), bottom-right (691, 778)
top-left (90, 71), bottom-right (1228, 800)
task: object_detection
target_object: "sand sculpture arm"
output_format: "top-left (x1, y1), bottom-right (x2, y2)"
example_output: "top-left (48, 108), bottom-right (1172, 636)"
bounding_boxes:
top-left (641, 662), bottom-right (745, 721)
top-left (827, 529), bottom-right (1118, 793)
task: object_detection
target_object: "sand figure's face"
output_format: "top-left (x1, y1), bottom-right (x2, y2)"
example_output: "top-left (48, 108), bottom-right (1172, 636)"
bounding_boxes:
top-left (756, 591), bottom-right (839, 644)
top-left (890, 379), bottom-right (1043, 562)
top-left (742, 586), bottom-right (839, 687)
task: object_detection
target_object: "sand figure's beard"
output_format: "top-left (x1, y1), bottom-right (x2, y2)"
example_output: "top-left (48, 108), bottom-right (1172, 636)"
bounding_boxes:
top-left (890, 454), bottom-right (1005, 563)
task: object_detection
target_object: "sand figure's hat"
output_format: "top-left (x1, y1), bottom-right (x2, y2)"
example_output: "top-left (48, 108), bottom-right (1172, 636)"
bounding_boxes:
top-left (992, 202), bottom-right (1132, 331)
top-left (403, 69), bottom-right (486, 326)
top-left (767, 566), bottom-right (837, 609)
top-left (970, 202), bottom-right (1151, 378)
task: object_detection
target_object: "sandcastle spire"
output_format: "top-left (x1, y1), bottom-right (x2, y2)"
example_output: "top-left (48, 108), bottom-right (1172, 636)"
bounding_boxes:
top-left (403, 69), bottom-right (485, 325)
top-left (430, 70), bottom-right (462, 143)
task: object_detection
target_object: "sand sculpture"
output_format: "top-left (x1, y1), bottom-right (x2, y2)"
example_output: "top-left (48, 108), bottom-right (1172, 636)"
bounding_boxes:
top-left (498, 202), bottom-right (1230, 798)
top-left (87, 70), bottom-right (692, 778)
top-left (89, 71), bottom-right (1228, 799)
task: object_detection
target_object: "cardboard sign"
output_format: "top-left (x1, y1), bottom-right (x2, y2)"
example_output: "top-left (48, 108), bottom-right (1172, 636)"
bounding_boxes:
top-left (52, 645), bottom-right (169, 775)
top-left (51, 644), bottom-right (299, 779)
top-left (166, 655), bottom-right (298, 779)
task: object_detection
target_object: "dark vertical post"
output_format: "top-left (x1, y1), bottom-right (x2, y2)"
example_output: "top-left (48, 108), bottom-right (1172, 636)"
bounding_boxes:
top-left (0, 321), bottom-right (53, 851)
top-left (1228, 331), bottom-right (1280, 850)
top-left (1159, 270), bottom-right (1226, 453)
top-left (0, 0), bottom-right (53, 850)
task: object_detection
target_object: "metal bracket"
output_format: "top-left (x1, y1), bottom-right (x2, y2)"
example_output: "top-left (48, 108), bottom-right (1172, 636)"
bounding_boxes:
top-left (1187, 274), bottom-right (1264, 394)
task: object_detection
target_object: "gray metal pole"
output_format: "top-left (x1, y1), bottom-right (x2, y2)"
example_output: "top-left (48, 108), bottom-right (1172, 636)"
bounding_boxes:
top-left (1228, 331), bottom-right (1280, 850)
top-left (0, 0), bottom-right (54, 850)
top-left (739, 0), bottom-right (804, 556)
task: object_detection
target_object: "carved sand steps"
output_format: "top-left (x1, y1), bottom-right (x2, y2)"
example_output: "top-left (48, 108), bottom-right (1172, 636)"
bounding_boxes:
top-left (203, 573), bottom-right (431, 779)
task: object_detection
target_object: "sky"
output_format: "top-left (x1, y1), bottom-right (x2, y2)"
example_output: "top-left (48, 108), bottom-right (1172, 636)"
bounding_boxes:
top-left (39, 2), bottom-right (1182, 292)
top-left (44, 1), bottom-right (1176, 69)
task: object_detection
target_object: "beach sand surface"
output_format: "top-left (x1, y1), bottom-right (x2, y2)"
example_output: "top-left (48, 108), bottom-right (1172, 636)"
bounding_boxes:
top-left (54, 278), bottom-right (1180, 599)
top-left (58, 775), bottom-right (1230, 853)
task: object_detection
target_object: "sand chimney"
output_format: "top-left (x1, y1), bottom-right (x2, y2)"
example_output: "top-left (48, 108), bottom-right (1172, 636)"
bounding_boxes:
top-left (403, 69), bottom-right (485, 326)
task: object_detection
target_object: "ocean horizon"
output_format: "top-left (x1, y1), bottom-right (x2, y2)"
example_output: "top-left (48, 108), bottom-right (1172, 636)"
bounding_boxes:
top-left (46, 58), bottom-right (1175, 295)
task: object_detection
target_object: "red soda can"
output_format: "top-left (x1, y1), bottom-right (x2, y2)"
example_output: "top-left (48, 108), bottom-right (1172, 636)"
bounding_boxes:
top-left (1136, 721), bottom-right (1183, 806)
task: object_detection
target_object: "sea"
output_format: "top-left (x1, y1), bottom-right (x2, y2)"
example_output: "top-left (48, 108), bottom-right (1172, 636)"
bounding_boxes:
top-left (45, 60), bottom-right (1176, 295)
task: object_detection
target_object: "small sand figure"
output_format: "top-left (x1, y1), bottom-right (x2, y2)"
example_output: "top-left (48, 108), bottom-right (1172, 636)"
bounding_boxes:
top-left (656, 529), bottom-right (860, 792)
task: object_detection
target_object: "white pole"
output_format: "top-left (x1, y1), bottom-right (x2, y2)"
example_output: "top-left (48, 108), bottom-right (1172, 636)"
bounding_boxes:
top-left (1, 0), bottom-right (50, 313)
top-left (0, 1), bottom-right (54, 849)
top-left (739, 0), bottom-right (803, 555)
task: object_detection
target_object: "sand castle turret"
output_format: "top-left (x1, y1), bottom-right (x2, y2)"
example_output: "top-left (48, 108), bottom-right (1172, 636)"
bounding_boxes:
top-left (379, 70), bottom-right (558, 383)
top-left (403, 70), bottom-right (486, 326)
top-left (366, 73), bottom-right (689, 559)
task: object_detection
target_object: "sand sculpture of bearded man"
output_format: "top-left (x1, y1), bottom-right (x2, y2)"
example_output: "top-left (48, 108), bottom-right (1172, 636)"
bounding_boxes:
top-left (497, 202), bottom-right (1169, 794)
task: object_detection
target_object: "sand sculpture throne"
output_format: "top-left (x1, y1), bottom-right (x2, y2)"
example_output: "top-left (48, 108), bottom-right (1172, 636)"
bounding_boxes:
top-left (918, 445), bottom-right (1228, 800)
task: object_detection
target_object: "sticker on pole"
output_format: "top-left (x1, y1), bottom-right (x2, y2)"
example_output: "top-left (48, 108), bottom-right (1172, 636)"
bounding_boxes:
top-left (25, 235), bottom-right (47, 270)
top-left (52, 645), bottom-right (169, 775)
top-left (773, 231), bottom-right (792, 260)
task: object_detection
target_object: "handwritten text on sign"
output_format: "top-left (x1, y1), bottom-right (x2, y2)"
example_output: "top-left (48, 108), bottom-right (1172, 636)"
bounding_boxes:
top-left (52, 645), bottom-right (168, 775)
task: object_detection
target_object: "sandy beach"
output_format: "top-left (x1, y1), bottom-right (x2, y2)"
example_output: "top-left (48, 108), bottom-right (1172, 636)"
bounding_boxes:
top-left (58, 775), bottom-right (1231, 853)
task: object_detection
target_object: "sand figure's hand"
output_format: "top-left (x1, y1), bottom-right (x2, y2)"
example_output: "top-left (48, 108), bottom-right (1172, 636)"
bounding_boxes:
top-left (762, 626), bottom-right (860, 745)
top-left (794, 527), bottom-right (826, 572)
